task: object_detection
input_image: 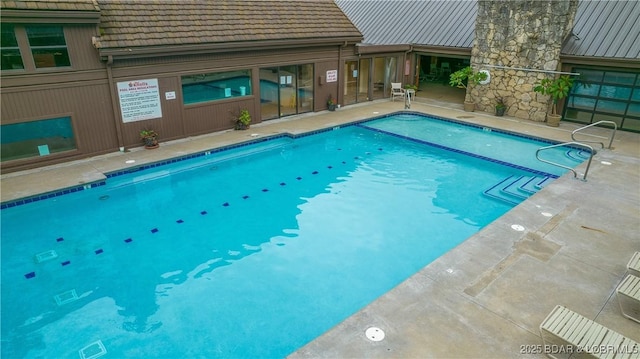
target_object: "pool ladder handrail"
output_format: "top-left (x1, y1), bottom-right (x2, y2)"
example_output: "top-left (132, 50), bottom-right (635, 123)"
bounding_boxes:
top-left (535, 141), bottom-right (595, 181)
top-left (571, 120), bottom-right (617, 149)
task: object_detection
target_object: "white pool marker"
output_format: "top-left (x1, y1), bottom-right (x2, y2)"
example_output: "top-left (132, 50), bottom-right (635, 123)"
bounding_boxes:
top-left (250, 133), bottom-right (260, 137)
top-left (446, 268), bottom-right (454, 274)
top-left (511, 224), bottom-right (525, 232)
top-left (34, 250), bottom-right (58, 263)
top-left (54, 289), bottom-right (79, 306)
top-left (541, 212), bottom-right (553, 217)
top-left (79, 340), bottom-right (107, 359)
top-left (125, 160), bottom-right (135, 164)
top-left (373, 111), bottom-right (379, 114)
top-left (600, 161), bottom-right (612, 165)
top-left (365, 327), bottom-right (385, 342)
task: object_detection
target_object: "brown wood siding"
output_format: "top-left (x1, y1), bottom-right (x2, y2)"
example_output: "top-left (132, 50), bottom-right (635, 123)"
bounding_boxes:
top-left (65, 25), bottom-right (103, 71)
top-left (0, 82), bottom-right (118, 172)
top-left (2, 42), bottom-right (360, 172)
top-left (184, 98), bottom-right (256, 135)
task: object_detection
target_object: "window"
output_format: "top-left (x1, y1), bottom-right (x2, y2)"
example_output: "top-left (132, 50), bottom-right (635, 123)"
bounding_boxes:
top-left (182, 70), bottom-right (251, 105)
top-left (564, 68), bottom-right (640, 132)
top-left (26, 26), bottom-right (70, 68)
top-left (1, 24), bottom-right (24, 70)
top-left (1, 117), bottom-right (77, 162)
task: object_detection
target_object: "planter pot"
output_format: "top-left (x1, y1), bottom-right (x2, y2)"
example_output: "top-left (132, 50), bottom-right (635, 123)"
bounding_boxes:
top-left (143, 137), bottom-right (158, 148)
top-left (496, 107), bottom-right (506, 116)
top-left (328, 104), bottom-right (336, 111)
top-left (463, 101), bottom-right (475, 112)
top-left (235, 123), bottom-right (250, 130)
top-left (546, 114), bottom-right (561, 127)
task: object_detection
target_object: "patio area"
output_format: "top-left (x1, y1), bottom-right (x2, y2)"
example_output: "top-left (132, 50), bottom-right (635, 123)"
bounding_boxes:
top-left (2, 97), bottom-right (639, 358)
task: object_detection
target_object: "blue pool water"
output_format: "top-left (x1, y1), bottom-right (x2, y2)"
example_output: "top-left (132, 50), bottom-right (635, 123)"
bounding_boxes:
top-left (0, 113), bottom-right (584, 358)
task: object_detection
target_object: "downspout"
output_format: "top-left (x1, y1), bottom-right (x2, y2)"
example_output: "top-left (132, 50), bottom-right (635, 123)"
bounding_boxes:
top-left (106, 55), bottom-right (125, 151)
top-left (403, 45), bottom-right (413, 84)
top-left (337, 41), bottom-right (348, 107)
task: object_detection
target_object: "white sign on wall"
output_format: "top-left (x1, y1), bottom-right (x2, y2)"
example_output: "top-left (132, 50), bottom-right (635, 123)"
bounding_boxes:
top-left (326, 70), bottom-right (338, 83)
top-left (117, 78), bottom-right (162, 123)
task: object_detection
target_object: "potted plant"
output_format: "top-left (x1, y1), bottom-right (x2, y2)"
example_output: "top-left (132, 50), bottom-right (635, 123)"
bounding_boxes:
top-left (449, 66), bottom-right (488, 112)
top-left (140, 129), bottom-right (159, 149)
top-left (495, 98), bottom-right (506, 116)
top-left (327, 95), bottom-right (336, 111)
top-left (533, 75), bottom-right (575, 127)
top-left (233, 109), bottom-right (252, 130)
top-left (404, 84), bottom-right (418, 91)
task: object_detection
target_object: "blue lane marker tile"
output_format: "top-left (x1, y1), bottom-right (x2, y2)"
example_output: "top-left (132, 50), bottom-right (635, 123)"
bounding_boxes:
top-left (124, 238), bottom-right (133, 243)
top-left (296, 177), bottom-right (302, 180)
top-left (61, 260), bottom-right (70, 266)
top-left (25, 272), bottom-right (36, 279)
top-left (262, 189), bottom-right (269, 192)
top-left (56, 237), bottom-right (64, 242)
top-left (342, 161), bottom-right (346, 164)
top-left (312, 171), bottom-right (318, 175)
top-left (242, 195), bottom-right (249, 199)
top-left (378, 148), bottom-right (383, 151)
top-left (176, 219), bottom-right (184, 223)
top-left (327, 166), bottom-right (333, 169)
top-left (280, 182), bottom-right (286, 186)
top-left (222, 202), bottom-right (230, 206)
top-left (337, 148), bottom-right (342, 151)
top-left (151, 228), bottom-right (159, 233)
top-left (354, 156), bottom-right (359, 159)
top-left (95, 249), bottom-right (104, 255)
top-left (201, 211), bottom-right (208, 215)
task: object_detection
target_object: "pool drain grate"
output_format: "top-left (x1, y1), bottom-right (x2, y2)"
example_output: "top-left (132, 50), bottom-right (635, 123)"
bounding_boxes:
top-left (34, 250), bottom-right (58, 263)
top-left (79, 340), bottom-right (107, 359)
top-left (54, 289), bottom-right (78, 305)
top-left (365, 327), bottom-right (385, 342)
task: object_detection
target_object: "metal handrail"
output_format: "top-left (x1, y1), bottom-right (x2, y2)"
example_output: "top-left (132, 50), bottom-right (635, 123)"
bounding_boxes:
top-left (536, 142), bottom-right (595, 181)
top-left (571, 120), bottom-right (617, 149)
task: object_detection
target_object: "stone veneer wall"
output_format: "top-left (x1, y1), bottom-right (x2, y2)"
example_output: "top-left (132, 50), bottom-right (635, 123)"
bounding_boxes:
top-left (469, 0), bottom-right (578, 121)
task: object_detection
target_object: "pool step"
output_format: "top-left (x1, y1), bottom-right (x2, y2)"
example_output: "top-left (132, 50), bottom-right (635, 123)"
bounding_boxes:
top-left (483, 175), bottom-right (553, 205)
top-left (566, 148), bottom-right (593, 161)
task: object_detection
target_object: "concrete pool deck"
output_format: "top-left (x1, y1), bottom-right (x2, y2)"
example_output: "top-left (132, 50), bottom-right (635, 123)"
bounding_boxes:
top-left (2, 98), bottom-right (639, 358)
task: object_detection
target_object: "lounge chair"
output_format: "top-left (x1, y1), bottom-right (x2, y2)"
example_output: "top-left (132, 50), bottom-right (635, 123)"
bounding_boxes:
top-left (539, 305), bottom-right (639, 359)
top-left (390, 82), bottom-right (405, 102)
top-left (628, 251), bottom-right (640, 277)
top-left (616, 274), bottom-right (640, 323)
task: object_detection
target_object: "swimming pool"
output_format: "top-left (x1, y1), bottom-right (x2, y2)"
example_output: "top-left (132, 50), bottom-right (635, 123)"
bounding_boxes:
top-left (0, 113), bottom-right (585, 358)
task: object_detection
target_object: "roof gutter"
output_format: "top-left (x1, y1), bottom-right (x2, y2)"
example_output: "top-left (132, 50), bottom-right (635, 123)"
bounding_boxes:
top-left (0, 9), bottom-right (100, 24)
top-left (98, 37), bottom-right (363, 60)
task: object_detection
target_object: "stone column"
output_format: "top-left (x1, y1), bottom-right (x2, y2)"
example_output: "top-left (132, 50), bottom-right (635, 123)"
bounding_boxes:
top-left (469, 0), bottom-right (578, 121)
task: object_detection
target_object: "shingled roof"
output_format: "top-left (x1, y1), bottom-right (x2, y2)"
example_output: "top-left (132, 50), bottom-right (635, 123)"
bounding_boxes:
top-left (93, 0), bottom-right (363, 55)
top-left (0, 0), bottom-right (100, 12)
top-left (0, 0), bottom-right (101, 22)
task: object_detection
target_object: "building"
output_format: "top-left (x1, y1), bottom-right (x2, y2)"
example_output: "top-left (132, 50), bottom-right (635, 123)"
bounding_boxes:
top-left (0, 0), bottom-right (363, 172)
top-left (2, 0), bottom-right (639, 173)
top-left (336, 0), bottom-right (640, 131)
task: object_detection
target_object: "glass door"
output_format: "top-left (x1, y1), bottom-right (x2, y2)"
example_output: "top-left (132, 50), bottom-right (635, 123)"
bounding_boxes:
top-left (297, 64), bottom-right (314, 113)
top-left (260, 65), bottom-right (314, 121)
top-left (359, 58), bottom-right (371, 102)
top-left (260, 67), bottom-right (279, 121)
top-left (372, 58), bottom-right (386, 100)
top-left (344, 60), bottom-right (358, 105)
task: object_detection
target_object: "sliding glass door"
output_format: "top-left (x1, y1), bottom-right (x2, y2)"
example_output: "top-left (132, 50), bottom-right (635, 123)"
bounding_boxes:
top-left (260, 64), bottom-right (314, 121)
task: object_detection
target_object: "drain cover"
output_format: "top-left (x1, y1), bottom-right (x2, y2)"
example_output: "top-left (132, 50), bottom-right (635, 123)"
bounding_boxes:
top-left (365, 327), bottom-right (385, 342)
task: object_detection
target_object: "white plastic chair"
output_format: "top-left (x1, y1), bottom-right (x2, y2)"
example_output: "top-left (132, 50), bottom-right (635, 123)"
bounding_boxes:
top-left (390, 83), bottom-right (405, 101)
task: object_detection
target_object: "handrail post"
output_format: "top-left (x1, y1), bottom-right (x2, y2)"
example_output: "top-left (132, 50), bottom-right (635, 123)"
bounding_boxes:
top-left (536, 142), bottom-right (594, 181)
top-left (571, 120), bottom-right (617, 149)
